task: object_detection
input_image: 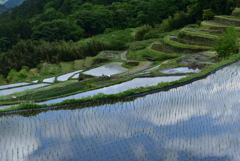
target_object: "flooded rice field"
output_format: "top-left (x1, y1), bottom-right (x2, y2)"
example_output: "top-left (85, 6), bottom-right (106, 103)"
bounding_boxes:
top-left (83, 62), bottom-right (128, 76)
top-left (72, 73), bottom-right (79, 79)
top-left (39, 76), bottom-right (185, 105)
top-left (0, 83), bottom-right (30, 90)
top-left (57, 70), bottom-right (83, 81)
top-left (159, 67), bottom-right (201, 74)
top-left (1, 62), bottom-right (240, 160)
top-left (43, 77), bottom-right (55, 83)
top-left (0, 83), bottom-right (50, 96)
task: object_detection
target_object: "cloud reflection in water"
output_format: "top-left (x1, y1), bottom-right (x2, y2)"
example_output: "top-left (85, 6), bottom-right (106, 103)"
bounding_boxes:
top-left (0, 62), bottom-right (240, 160)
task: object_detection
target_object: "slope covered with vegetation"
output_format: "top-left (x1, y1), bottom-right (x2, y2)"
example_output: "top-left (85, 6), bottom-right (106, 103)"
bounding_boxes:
top-left (0, 0), bottom-right (236, 78)
top-left (1, 0), bottom-right (240, 111)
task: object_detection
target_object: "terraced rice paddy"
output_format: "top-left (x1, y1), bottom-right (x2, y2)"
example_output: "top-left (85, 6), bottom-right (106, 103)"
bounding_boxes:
top-left (0, 83), bottom-right (30, 90)
top-left (57, 70), bottom-right (83, 81)
top-left (159, 67), bottom-right (201, 74)
top-left (39, 76), bottom-right (185, 105)
top-left (43, 77), bottom-right (55, 83)
top-left (1, 62), bottom-right (240, 160)
top-left (83, 62), bottom-right (128, 76)
top-left (0, 83), bottom-right (50, 96)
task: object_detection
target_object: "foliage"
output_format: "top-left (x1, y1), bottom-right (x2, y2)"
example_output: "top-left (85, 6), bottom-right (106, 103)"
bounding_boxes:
top-left (135, 25), bottom-right (153, 41)
top-left (0, 0), bottom-right (236, 81)
top-left (31, 19), bottom-right (84, 41)
top-left (157, 11), bottom-right (195, 33)
top-left (0, 39), bottom-right (108, 77)
top-left (90, 28), bottom-right (133, 50)
top-left (202, 9), bottom-right (215, 20)
top-left (7, 67), bottom-right (29, 82)
top-left (214, 26), bottom-right (239, 59)
top-left (193, 0), bottom-right (234, 20)
top-left (129, 39), bottom-right (157, 51)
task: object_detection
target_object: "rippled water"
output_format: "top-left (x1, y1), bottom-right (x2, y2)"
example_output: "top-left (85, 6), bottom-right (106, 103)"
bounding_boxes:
top-left (0, 62), bottom-right (240, 160)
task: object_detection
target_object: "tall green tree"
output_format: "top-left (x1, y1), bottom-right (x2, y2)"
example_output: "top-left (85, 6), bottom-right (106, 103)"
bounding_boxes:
top-left (31, 19), bottom-right (84, 41)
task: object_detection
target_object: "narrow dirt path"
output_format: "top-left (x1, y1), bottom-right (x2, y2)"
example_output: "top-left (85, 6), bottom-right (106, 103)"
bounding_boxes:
top-left (119, 50), bottom-right (153, 76)
top-left (119, 61), bottom-right (152, 76)
top-left (121, 50), bottom-right (128, 61)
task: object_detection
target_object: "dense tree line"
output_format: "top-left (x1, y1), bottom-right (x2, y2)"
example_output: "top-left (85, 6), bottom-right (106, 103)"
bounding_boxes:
top-left (0, 0), bottom-right (235, 50)
top-left (0, 0), bottom-right (199, 50)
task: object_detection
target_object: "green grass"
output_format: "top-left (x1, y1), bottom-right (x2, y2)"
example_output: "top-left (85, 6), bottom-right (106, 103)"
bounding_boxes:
top-left (127, 40), bottom-right (180, 62)
top-left (73, 59), bottom-right (85, 69)
top-left (84, 57), bottom-right (93, 67)
top-left (42, 63), bottom-right (61, 75)
top-left (163, 35), bottom-right (213, 53)
top-left (80, 28), bottom-right (134, 49)
top-left (232, 8), bottom-right (240, 13)
top-left (179, 28), bottom-right (219, 41)
top-left (0, 80), bottom-right (77, 101)
top-left (60, 62), bottom-right (74, 73)
top-left (151, 43), bottom-right (174, 53)
top-left (200, 20), bottom-right (228, 30)
top-left (215, 15), bottom-right (240, 22)
top-left (129, 39), bottom-right (160, 51)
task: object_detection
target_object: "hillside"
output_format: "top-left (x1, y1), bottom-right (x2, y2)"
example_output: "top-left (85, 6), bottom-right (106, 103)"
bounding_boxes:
top-left (0, 0), bottom-right (236, 80)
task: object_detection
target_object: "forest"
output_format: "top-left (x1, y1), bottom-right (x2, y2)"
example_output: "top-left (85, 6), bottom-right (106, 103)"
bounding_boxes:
top-left (0, 0), bottom-right (237, 77)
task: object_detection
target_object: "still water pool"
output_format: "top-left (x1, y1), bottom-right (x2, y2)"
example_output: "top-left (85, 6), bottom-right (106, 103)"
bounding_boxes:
top-left (83, 62), bottom-right (128, 76)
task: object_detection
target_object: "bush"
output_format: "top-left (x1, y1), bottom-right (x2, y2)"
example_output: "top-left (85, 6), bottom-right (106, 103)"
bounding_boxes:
top-left (143, 30), bottom-right (160, 39)
top-left (135, 25), bottom-right (153, 41)
top-left (7, 67), bottom-right (29, 82)
top-left (214, 26), bottom-right (239, 59)
top-left (129, 39), bottom-right (156, 51)
top-left (202, 9), bottom-right (215, 20)
top-left (157, 11), bottom-right (194, 33)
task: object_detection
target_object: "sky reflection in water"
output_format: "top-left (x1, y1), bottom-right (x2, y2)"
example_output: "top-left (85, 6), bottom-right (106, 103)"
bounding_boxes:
top-left (83, 62), bottom-right (128, 76)
top-left (0, 62), bottom-right (240, 160)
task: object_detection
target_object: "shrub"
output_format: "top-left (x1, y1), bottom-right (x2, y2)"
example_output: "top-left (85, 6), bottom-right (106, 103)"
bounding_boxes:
top-left (135, 25), bottom-right (153, 41)
top-left (214, 26), bottom-right (239, 59)
top-left (202, 9), bottom-right (215, 20)
top-left (129, 39), bottom-right (156, 51)
top-left (143, 30), bottom-right (160, 39)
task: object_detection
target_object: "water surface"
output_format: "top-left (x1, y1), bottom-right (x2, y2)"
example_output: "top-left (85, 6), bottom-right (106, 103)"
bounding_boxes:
top-left (0, 62), bottom-right (240, 160)
top-left (39, 76), bottom-right (185, 105)
top-left (0, 83), bottom-right (49, 96)
top-left (43, 77), bottom-right (55, 83)
top-left (83, 62), bottom-right (128, 76)
top-left (57, 70), bottom-right (83, 81)
top-left (0, 83), bottom-right (30, 90)
top-left (160, 67), bottom-right (201, 74)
